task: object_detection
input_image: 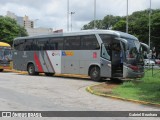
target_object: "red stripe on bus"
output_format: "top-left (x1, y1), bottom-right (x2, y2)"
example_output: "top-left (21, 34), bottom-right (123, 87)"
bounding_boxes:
top-left (45, 51), bottom-right (55, 72)
top-left (34, 52), bottom-right (43, 72)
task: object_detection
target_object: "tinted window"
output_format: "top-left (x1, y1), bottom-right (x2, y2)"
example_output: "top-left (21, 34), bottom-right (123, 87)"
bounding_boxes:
top-left (81, 35), bottom-right (99, 50)
top-left (37, 38), bottom-right (49, 50)
top-left (99, 34), bottom-right (115, 44)
top-left (64, 36), bottom-right (81, 50)
top-left (24, 39), bottom-right (37, 51)
top-left (101, 44), bottom-right (110, 60)
top-left (14, 39), bottom-right (25, 51)
top-left (99, 34), bottom-right (120, 60)
top-left (49, 37), bottom-right (64, 50)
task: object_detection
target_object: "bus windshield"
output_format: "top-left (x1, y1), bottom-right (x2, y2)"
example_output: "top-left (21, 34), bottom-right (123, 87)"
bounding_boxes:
top-left (0, 51), bottom-right (3, 60)
top-left (4, 49), bottom-right (11, 56)
top-left (125, 38), bottom-right (140, 58)
top-left (123, 38), bottom-right (144, 66)
top-left (0, 48), bottom-right (12, 61)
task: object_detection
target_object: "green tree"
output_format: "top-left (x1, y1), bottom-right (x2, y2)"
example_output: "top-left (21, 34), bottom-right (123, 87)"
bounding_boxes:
top-left (82, 15), bottom-right (121, 30)
top-left (102, 15), bottom-right (121, 29)
top-left (0, 16), bottom-right (28, 45)
top-left (151, 12), bottom-right (160, 48)
top-left (112, 20), bottom-right (126, 32)
top-left (112, 9), bottom-right (160, 47)
top-left (81, 20), bottom-right (103, 30)
top-left (82, 9), bottom-right (160, 52)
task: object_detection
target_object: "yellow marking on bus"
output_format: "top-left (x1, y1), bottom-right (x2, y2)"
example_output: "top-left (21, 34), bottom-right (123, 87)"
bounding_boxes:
top-left (0, 42), bottom-right (10, 47)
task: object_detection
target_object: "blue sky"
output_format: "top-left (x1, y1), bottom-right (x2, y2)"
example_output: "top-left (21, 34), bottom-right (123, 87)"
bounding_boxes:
top-left (0, 0), bottom-right (160, 31)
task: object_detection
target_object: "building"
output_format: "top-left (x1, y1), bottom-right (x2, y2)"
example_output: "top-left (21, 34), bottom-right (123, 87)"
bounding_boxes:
top-left (6, 11), bottom-right (24, 26)
top-left (6, 11), bottom-right (56, 36)
top-left (26, 27), bottom-right (53, 36)
top-left (6, 11), bottom-right (34, 28)
top-left (6, 11), bottom-right (17, 19)
top-left (23, 15), bottom-right (34, 28)
top-left (53, 29), bottom-right (63, 33)
top-left (16, 16), bottom-right (24, 26)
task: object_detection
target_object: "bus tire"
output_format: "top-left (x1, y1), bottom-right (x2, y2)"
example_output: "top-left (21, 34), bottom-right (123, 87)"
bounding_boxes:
top-left (0, 69), bottom-right (3, 72)
top-left (45, 73), bottom-right (54, 76)
top-left (90, 67), bottom-right (101, 81)
top-left (27, 64), bottom-right (38, 75)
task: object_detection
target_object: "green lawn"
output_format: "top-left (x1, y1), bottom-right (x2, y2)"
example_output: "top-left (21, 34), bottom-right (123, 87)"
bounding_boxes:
top-left (112, 69), bottom-right (160, 104)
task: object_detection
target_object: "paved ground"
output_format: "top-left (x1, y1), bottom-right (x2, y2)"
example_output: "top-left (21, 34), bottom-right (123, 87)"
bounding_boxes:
top-left (0, 72), bottom-right (159, 120)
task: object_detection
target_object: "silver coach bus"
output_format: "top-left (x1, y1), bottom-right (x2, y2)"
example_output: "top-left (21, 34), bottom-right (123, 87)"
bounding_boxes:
top-left (13, 30), bottom-right (149, 81)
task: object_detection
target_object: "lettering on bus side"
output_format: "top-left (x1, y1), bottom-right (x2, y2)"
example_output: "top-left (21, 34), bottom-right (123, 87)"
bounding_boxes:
top-left (52, 52), bottom-right (60, 56)
top-left (62, 51), bottom-right (74, 56)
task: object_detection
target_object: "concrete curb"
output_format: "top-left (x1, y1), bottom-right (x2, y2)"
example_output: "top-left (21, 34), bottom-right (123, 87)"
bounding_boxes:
top-left (86, 83), bottom-right (160, 107)
top-left (4, 69), bottom-right (89, 78)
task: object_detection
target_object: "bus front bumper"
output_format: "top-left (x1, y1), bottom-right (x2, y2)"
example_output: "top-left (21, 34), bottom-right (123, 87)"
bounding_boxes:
top-left (123, 66), bottom-right (144, 78)
top-left (0, 63), bottom-right (12, 70)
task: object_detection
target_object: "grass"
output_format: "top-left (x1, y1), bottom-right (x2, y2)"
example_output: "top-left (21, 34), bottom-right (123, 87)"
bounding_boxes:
top-left (112, 69), bottom-right (160, 104)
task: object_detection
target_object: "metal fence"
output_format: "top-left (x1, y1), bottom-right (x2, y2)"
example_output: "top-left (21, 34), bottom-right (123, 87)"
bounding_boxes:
top-left (144, 65), bottom-right (160, 77)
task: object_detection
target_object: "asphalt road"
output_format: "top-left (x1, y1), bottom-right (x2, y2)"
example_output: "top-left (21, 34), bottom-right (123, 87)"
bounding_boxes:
top-left (0, 72), bottom-right (159, 120)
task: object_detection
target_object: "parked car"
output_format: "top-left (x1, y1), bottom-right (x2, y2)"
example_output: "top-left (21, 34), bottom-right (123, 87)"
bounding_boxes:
top-left (155, 59), bottom-right (160, 65)
top-left (144, 59), bottom-right (155, 66)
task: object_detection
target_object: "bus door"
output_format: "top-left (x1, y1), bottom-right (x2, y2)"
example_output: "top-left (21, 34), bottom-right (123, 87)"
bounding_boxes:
top-left (100, 43), bottom-right (111, 77)
top-left (111, 38), bottom-right (128, 78)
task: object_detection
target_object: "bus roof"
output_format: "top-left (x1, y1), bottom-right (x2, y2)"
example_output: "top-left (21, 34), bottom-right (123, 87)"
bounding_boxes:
top-left (14, 30), bottom-right (138, 41)
top-left (0, 42), bottom-right (11, 47)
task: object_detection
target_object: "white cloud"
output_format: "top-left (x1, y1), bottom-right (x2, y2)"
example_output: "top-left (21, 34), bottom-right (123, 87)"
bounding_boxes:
top-left (0, 0), bottom-right (160, 31)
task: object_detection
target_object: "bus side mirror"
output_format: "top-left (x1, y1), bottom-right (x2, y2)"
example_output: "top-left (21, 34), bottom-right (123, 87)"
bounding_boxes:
top-left (140, 42), bottom-right (150, 54)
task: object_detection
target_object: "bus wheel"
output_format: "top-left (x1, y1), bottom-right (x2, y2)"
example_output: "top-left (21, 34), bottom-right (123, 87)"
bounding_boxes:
top-left (27, 64), bottom-right (37, 75)
top-left (90, 67), bottom-right (101, 81)
top-left (0, 69), bottom-right (3, 72)
top-left (45, 73), bottom-right (54, 76)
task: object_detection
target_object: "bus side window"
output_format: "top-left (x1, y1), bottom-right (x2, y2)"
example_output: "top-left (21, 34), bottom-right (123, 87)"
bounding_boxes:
top-left (37, 38), bottom-right (49, 50)
top-left (99, 34), bottom-right (115, 59)
top-left (14, 40), bottom-right (19, 50)
top-left (50, 37), bottom-right (64, 50)
top-left (101, 44), bottom-right (111, 60)
top-left (81, 35), bottom-right (99, 50)
top-left (45, 42), bottom-right (51, 50)
top-left (64, 39), bottom-right (70, 50)
top-left (64, 36), bottom-right (81, 50)
top-left (14, 40), bottom-right (25, 51)
top-left (24, 39), bottom-right (34, 51)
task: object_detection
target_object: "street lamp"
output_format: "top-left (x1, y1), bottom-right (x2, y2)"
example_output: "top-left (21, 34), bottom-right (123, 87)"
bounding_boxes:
top-left (70, 12), bottom-right (75, 31)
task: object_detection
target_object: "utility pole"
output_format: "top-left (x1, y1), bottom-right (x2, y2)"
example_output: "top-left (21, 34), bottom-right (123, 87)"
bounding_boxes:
top-left (70, 12), bottom-right (75, 31)
top-left (149, 0), bottom-right (151, 48)
top-left (126, 0), bottom-right (128, 33)
top-left (67, 0), bottom-right (69, 31)
top-left (94, 0), bottom-right (96, 29)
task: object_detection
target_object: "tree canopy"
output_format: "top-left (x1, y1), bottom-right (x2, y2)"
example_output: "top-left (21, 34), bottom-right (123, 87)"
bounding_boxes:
top-left (82, 9), bottom-right (160, 52)
top-left (0, 16), bottom-right (28, 45)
